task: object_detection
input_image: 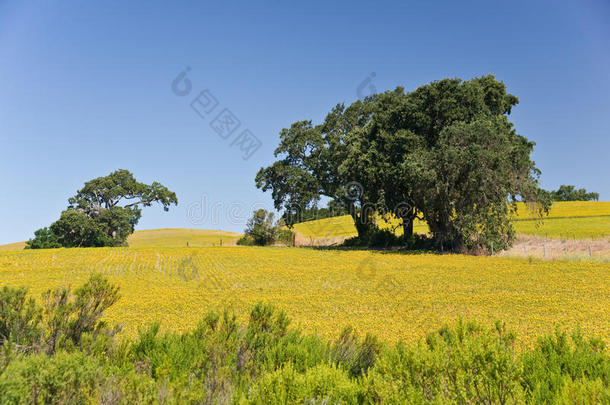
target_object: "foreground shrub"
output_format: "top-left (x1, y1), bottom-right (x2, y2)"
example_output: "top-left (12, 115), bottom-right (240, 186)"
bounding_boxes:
top-left (0, 286), bottom-right (42, 356)
top-left (0, 351), bottom-right (101, 404)
top-left (1, 276), bottom-right (609, 403)
top-left (365, 320), bottom-right (524, 403)
top-left (521, 328), bottom-right (610, 403)
top-left (244, 362), bottom-right (363, 404)
top-left (0, 274), bottom-right (120, 360)
top-left (330, 326), bottom-right (381, 378)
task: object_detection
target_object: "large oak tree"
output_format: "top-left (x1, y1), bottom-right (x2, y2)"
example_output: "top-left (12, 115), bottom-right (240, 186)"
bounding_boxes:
top-left (256, 75), bottom-right (550, 253)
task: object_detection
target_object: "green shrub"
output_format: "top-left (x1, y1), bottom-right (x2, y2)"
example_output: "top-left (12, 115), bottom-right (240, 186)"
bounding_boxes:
top-left (0, 286), bottom-right (42, 356)
top-left (1, 276), bottom-right (610, 403)
top-left (330, 326), bottom-right (381, 378)
top-left (237, 235), bottom-right (256, 246)
top-left (42, 274), bottom-right (120, 355)
top-left (242, 209), bottom-right (294, 246)
top-left (0, 351), bottom-right (101, 404)
top-left (0, 274), bottom-right (120, 359)
top-left (365, 320), bottom-right (525, 404)
top-left (343, 228), bottom-right (408, 248)
top-left (243, 362), bottom-right (363, 404)
top-left (521, 328), bottom-right (610, 403)
top-left (555, 377), bottom-right (610, 404)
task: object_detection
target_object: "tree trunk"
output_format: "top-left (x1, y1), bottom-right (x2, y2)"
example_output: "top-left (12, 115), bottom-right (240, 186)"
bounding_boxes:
top-left (402, 217), bottom-right (414, 240)
top-left (349, 203), bottom-right (374, 240)
top-left (400, 205), bottom-right (417, 242)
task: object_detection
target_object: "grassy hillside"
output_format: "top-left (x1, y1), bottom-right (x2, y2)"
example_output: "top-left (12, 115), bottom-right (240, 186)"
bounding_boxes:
top-left (293, 201), bottom-right (610, 240)
top-left (0, 228), bottom-right (242, 251)
top-left (127, 228), bottom-right (241, 247)
top-left (1, 246), bottom-right (608, 349)
top-left (0, 241), bottom-right (26, 251)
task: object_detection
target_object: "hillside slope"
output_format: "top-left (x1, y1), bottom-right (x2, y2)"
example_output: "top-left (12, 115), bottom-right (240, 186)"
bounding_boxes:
top-left (293, 201), bottom-right (610, 242)
top-left (0, 228), bottom-right (242, 251)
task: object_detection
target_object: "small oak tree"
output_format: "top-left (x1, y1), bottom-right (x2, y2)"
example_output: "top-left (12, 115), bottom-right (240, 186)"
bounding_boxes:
top-left (26, 170), bottom-right (177, 248)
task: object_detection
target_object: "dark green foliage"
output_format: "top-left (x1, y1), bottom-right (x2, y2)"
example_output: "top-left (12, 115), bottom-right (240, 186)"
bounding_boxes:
top-left (236, 235), bottom-right (256, 246)
top-left (50, 210), bottom-right (114, 248)
top-left (24, 228), bottom-right (61, 249)
top-left (257, 75), bottom-right (550, 253)
top-left (283, 203), bottom-right (348, 225)
top-left (549, 185), bottom-right (600, 202)
top-left (344, 228), bottom-right (404, 248)
top-left (26, 169), bottom-right (177, 249)
top-left (245, 209), bottom-right (278, 245)
top-left (330, 326), bottom-right (381, 378)
top-left (1, 277), bottom-right (609, 403)
top-left (276, 228), bottom-right (295, 245)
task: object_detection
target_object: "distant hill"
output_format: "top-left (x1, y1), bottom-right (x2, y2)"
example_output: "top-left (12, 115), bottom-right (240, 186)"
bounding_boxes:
top-left (293, 201), bottom-right (610, 242)
top-left (0, 241), bottom-right (27, 251)
top-left (2, 202), bottom-right (608, 250)
top-left (0, 228), bottom-right (242, 251)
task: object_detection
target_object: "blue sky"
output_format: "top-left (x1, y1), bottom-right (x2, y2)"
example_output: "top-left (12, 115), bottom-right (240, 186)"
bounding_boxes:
top-left (1, 0), bottom-right (609, 244)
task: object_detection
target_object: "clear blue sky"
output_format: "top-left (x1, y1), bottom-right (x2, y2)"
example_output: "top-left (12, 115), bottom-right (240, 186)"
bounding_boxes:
top-left (1, 0), bottom-right (609, 244)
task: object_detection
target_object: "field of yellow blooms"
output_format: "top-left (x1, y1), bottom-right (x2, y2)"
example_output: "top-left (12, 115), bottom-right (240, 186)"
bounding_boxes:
top-left (1, 246), bottom-right (608, 349)
top-left (293, 201), bottom-right (610, 240)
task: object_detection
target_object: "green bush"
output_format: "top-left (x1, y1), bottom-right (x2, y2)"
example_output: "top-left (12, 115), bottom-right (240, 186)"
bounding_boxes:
top-left (365, 320), bottom-right (524, 403)
top-left (1, 276), bottom-right (610, 403)
top-left (521, 328), bottom-right (610, 403)
top-left (0, 286), bottom-right (42, 355)
top-left (0, 351), bottom-right (101, 404)
top-left (330, 326), bottom-right (381, 378)
top-left (242, 209), bottom-right (295, 246)
top-left (244, 362), bottom-right (363, 404)
top-left (237, 235), bottom-right (256, 246)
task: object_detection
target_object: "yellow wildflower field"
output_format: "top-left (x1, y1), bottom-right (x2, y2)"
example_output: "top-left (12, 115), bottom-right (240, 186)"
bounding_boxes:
top-left (293, 201), bottom-right (610, 240)
top-left (514, 216), bottom-right (610, 240)
top-left (514, 201), bottom-right (610, 219)
top-left (1, 246), bottom-right (608, 349)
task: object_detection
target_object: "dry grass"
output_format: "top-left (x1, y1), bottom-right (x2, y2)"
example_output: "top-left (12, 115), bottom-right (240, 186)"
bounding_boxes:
top-left (0, 228), bottom-right (242, 251)
top-left (127, 228), bottom-right (241, 248)
top-left (499, 235), bottom-right (610, 261)
top-left (0, 241), bottom-right (26, 251)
